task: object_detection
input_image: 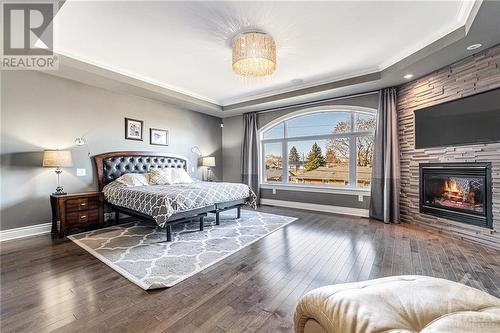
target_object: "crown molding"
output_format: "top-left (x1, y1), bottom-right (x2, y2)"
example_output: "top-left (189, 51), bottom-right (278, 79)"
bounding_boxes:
top-left (41, 0), bottom-right (494, 117)
top-left (40, 53), bottom-right (223, 116)
top-left (222, 71), bottom-right (381, 111)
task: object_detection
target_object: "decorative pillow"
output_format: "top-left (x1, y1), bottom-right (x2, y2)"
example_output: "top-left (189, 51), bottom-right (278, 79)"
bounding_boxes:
top-left (149, 168), bottom-right (173, 185)
top-left (115, 173), bottom-right (150, 187)
top-left (171, 168), bottom-right (194, 184)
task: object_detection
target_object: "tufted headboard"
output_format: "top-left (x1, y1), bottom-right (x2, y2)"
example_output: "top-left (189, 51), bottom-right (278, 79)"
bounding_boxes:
top-left (93, 151), bottom-right (188, 191)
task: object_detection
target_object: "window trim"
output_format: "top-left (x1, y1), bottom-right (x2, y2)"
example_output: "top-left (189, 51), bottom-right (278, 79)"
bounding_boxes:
top-left (258, 105), bottom-right (377, 191)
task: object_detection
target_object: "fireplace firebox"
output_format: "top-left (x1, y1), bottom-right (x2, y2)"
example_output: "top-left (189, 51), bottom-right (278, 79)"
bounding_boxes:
top-left (419, 163), bottom-right (492, 228)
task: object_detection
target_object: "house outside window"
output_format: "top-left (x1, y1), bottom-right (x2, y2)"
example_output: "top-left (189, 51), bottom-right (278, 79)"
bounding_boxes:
top-left (260, 106), bottom-right (376, 189)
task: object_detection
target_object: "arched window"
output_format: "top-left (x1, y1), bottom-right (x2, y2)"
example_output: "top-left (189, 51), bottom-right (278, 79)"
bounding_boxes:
top-left (260, 106), bottom-right (376, 189)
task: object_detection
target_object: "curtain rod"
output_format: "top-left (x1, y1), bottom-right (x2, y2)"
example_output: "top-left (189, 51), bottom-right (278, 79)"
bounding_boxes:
top-left (254, 90), bottom-right (380, 114)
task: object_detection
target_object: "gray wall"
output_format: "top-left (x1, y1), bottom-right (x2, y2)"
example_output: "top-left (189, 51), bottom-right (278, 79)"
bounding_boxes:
top-left (222, 94), bottom-right (378, 209)
top-left (1, 71), bottom-right (223, 231)
top-left (222, 115), bottom-right (243, 184)
top-left (260, 189), bottom-right (369, 209)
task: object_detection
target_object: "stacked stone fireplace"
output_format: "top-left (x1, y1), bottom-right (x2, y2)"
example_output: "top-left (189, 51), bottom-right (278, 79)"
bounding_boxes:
top-left (397, 44), bottom-right (500, 250)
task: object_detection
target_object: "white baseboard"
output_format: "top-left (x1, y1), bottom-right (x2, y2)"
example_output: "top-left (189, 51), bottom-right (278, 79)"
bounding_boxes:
top-left (0, 223), bottom-right (52, 242)
top-left (260, 199), bottom-right (369, 218)
top-left (0, 214), bottom-right (125, 242)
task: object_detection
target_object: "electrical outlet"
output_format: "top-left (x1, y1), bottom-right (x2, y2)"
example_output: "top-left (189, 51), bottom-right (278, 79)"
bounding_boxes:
top-left (272, 188), bottom-right (277, 195)
top-left (358, 195), bottom-right (363, 202)
top-left (76, 168), bottom-right (86, 177)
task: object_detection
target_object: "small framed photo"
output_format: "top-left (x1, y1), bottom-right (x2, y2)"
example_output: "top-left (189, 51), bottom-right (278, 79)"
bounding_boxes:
top-left (150, 128), bottom-right (169, 146)
top-left (125, 118), bottom-right (143, 141)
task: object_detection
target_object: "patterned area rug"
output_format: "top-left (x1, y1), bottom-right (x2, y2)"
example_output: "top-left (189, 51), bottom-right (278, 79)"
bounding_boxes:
top-left (69, 210), bottom-right (296, 290)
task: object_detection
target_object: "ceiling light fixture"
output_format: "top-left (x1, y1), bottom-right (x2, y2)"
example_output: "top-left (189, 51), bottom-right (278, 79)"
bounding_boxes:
top-left (291, 78), bottom-right (304, 85)
top-left (74, 137), bottom-right (86, 146)
top-left (404, 73), bottom-right (414, 79)
top-left (466, 43), bottom-right (482, 51)
top-left (232, 32), bottom-right (276, 77)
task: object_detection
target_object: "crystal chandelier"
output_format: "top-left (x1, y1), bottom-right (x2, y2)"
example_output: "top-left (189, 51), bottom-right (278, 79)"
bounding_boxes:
top-left (232, 32), bottom-right (276, 77)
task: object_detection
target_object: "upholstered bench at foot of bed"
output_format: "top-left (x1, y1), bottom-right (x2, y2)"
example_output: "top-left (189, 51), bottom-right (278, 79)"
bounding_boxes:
top-left (294, 275), bottom-right (500, 333)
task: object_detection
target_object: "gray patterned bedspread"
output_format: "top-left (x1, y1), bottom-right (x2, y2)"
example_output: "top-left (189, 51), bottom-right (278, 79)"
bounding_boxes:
top-left (103, 181), bottom-right (257, 227)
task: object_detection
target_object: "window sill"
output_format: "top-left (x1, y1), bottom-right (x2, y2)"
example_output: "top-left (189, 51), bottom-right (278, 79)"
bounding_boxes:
top-left (260, 183), bottom-right (371, 196)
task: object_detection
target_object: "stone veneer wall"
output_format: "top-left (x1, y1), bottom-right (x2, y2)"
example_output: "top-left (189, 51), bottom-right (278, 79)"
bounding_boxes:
top-left (397, 43), bottom-right (500, 250)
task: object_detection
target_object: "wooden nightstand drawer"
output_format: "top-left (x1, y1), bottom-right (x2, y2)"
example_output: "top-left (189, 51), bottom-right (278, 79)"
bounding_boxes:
top-left (51, 192), bottom-right (104, 237)
top-left (66, 209), bottom-right (99, 225)
top-left (66, 197), bottom-right (99, 212)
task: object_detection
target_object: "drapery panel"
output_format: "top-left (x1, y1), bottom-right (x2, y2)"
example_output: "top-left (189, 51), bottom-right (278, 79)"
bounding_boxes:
top-left (370, 88), bottom-right (400, 223)
top-left (241, 112), bottom-right (260, 202)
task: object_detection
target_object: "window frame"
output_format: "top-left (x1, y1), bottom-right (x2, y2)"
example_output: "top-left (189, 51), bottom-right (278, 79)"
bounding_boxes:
top-left (259, 105), bottom-right (377, 191)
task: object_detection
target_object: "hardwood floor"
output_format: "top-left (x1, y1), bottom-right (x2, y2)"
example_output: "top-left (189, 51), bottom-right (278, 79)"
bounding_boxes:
top-left (2, 206), bottom-right (500, 333)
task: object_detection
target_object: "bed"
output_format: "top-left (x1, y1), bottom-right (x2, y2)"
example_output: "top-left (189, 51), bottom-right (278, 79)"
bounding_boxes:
top-left (94, 151), bottom-right (256, 241)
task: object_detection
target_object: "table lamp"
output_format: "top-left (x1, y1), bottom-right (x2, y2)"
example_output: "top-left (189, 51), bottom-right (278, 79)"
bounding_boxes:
top-left (43, 150), bottom-right (73, 195)
top-left (202, 156), bottom-right (216, 181)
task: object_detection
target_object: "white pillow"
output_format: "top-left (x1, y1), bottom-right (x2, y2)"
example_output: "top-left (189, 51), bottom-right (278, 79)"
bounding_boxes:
top-left (149, 168), bottom-right (173, 185)
top-left (115, 173), bottom-right (150, 187)
top-left (171, 168), bottom-right (193, 184)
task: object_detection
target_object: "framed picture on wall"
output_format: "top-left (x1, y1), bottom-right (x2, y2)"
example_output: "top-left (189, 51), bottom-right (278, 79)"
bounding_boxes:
top-left (125, 118), bottom-right (143, 141)
top-left (150, 128), bottom-right (169, 146)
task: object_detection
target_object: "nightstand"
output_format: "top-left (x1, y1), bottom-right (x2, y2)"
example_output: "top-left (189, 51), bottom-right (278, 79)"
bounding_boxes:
top-left (50, 192), bottom-right (104, 238)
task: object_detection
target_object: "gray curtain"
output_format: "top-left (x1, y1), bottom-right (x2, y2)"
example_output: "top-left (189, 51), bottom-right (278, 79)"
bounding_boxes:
top-left (241, 112), bottom-right (260, 202)
top-left (370, 88), bottom-right (400, 223)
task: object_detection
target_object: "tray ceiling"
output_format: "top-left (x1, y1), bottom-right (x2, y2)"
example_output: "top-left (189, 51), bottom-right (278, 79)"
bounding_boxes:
top-left (52, 1), bottom-right (476, 106)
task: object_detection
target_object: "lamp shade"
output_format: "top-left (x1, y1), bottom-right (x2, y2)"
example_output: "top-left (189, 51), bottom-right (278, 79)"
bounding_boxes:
top-left (43, 150), bottom-right (73, 167)
top-left (202, 156), bottom-right (215, 167)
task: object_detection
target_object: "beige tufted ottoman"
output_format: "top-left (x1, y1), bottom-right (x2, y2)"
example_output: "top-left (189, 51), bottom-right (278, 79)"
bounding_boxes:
top-left (294, 275), bottom-right (500, 333)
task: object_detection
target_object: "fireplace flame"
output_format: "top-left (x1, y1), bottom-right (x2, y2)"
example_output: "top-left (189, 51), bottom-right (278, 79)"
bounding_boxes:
top-left (444, 179), bottom-right (459, 193)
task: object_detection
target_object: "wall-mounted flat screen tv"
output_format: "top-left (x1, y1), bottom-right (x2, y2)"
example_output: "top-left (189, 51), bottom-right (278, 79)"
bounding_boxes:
top-left (414, 88), bottom-right (500, 149)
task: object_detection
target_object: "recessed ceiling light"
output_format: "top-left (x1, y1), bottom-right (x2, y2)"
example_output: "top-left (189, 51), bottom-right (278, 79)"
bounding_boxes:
top-left (404, 73), bottom-right (414, 79)
top-left (466, 43), bottom-right (482, 51)
top-left (291, 78), bottom-right (304, 85)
